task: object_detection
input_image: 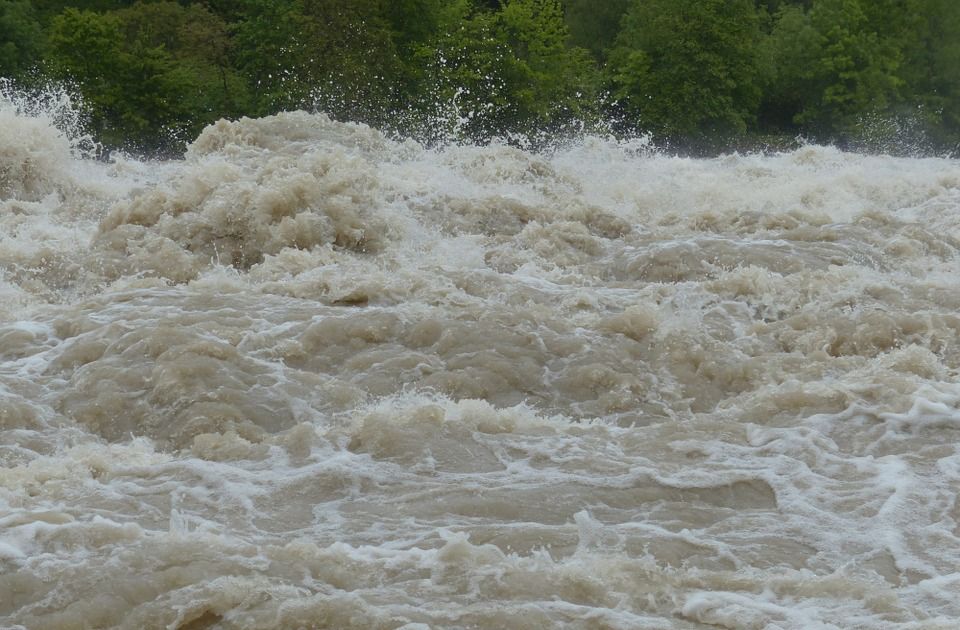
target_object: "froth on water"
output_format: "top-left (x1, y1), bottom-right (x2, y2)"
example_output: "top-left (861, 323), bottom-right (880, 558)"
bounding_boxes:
top-left (2, 101), bottom-right (960, 629)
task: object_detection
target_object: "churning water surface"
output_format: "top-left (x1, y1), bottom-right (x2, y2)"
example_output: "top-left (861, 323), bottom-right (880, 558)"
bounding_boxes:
top-left (1, 101), bottom-right (960, 629)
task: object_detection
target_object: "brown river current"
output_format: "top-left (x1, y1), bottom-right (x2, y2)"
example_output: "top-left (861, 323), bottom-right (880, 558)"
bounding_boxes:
top-left (2, 101), bottom-right (960, 629)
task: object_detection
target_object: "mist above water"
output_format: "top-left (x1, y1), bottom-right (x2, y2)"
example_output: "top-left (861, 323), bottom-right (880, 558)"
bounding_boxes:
top-left (1, 99), bottom-right (960, 629)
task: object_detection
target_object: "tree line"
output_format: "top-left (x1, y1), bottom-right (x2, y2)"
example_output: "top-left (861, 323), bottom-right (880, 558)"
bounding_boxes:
top-left (2, 0), bottom-right (958, 155)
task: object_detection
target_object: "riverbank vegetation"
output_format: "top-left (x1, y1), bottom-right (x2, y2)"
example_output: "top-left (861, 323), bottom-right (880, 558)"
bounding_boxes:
top-left (2, 0), bottom-right (958, 154)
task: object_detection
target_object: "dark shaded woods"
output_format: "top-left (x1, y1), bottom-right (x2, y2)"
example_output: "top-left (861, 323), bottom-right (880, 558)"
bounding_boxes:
top-left (3, 0), bottom-right (957, 155)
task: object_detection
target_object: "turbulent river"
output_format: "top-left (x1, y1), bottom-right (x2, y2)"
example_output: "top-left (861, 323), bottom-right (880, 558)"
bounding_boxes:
top-left (1, 101), bottom-right (960, 629)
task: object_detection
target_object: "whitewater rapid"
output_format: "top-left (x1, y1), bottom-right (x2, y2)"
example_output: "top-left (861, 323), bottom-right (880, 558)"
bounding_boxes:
top-left (1, 104), bottom-right (960, 629)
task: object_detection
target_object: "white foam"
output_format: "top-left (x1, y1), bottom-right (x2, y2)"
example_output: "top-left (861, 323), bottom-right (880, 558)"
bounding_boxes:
top-left (2, 108), bottom-right (960, 628)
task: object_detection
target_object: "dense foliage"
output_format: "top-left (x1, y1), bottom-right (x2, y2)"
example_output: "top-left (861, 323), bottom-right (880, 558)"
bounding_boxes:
top-left (2, 0), bottom-right (958, 154)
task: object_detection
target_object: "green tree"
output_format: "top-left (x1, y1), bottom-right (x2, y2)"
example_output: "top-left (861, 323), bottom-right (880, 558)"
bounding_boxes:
top-left (757, 5), bottom-right (812, 132)
top-left (32, 0), bottom-right (135, 24)
top-left (386, 0), bottom-right (443, 56)
top-left (0, 0), bottom-right (43, 79)
top-left (762, 0), bottom-right (903, 139)
top-left (563, 0), bottom-right (628, 61)
top-left (47, 3), bottom-right (249, 151)
top-left (422, 0), bottom-right (596, 142)
top-left (116, 1), bottom-right (250, 133)
top-left (233, 0), bottom-right (402, 124)
top-left (27, 0), bottom-right (958, 155)
top-left (231, 0), bottom-right (314, 113)
top-left (925, 0), bottom-right (960, 145)
top-left (498, 0), bottom-right (597, 130)
top-left (384, 0), bottom-right (444, 112)
top-left (303, 0), bottom-right (402, 124)
top-left (805, 0), bottom-right (902, 132)
top-left (46, 8), bottom-right (128, 143)
top-left (607, 0), bottom-right (763, 146)
top-left (890, 0), bottom-right (960, 149)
